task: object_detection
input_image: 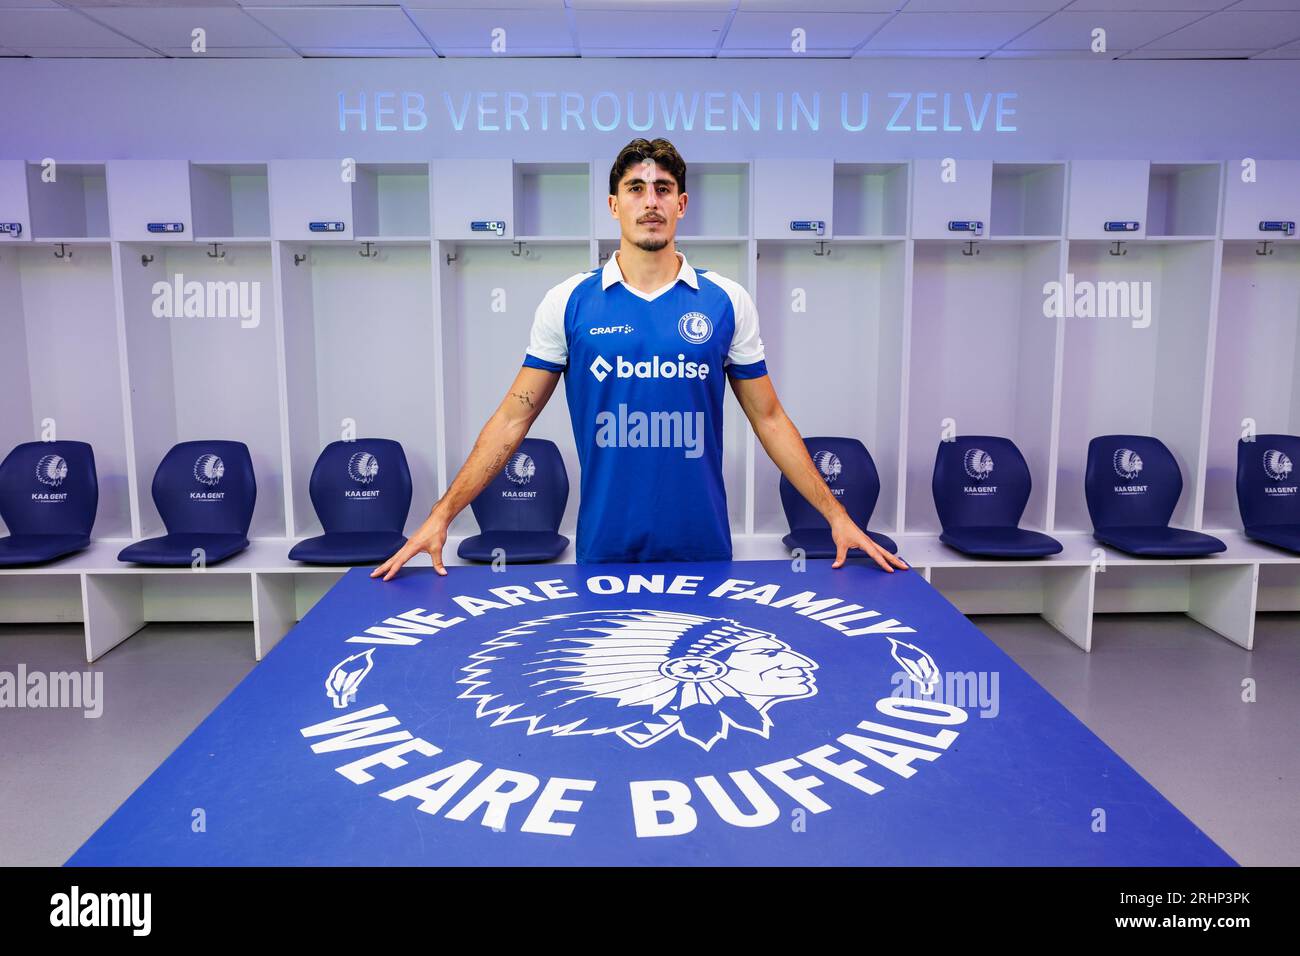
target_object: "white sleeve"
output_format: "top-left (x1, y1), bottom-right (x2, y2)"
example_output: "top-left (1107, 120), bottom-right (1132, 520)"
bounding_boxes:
top-left (524, 281), bottom-right (571, 366)
top-left (725, 282), bottom-right (766, 367)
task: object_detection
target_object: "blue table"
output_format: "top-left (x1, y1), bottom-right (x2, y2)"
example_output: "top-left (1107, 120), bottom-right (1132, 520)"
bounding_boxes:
top-left (68, 560), bottom-right (1235, 866)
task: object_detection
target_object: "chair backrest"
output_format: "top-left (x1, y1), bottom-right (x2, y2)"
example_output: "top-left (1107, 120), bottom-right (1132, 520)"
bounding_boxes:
top-left (780, 437), bottom-right (881, 532)
top-left (153, 440), bottom-right (256, 535)
top-left (1237, 434), bottom-right (1300, 529)
top-left (932, 436), bottom-right (1033, 530)
top-left (469, 438), bottom-right (568, 533)
top-left (0, 440), bottom-right (98, 537)
top-left (310, 438), bottom-right (413, 534)
top-left (1085, 434), bottom-right (1181, 529)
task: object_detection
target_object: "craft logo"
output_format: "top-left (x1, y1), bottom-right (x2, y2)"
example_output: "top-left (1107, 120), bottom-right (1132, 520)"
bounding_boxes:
top-left (590, 324), bottom-right (634, 336)
top-left (678, 311), bottom-right (712, 345)
top-left (1112, 448), bottom-right (1147, 493)
top-left (1263, 450), bottom-right (1296, 496)
top-left (589, 353), bottom-right (710, 382)
top-left (32, 454), bottom-right (69, 502)
top-left (459, 609), bottom-right (819, 751)
top-left (346, 452), bottom-right (381, 498)
top-left (191, 454), bottom-right (225, 500)
top-left (300, 571), bottom-right (970, 843)
top-left (963, 447), bottom-right (997, 494)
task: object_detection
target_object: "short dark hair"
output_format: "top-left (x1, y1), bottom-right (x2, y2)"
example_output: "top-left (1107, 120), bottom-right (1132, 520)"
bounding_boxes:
top-left (609, 138), bottom-right (686, 196)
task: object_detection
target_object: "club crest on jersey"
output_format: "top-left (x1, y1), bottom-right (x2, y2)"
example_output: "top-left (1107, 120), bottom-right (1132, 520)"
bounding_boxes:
top-left (458, 608), bottom-right (819, 752)
top-left (678, 311), bottom-right (712, 345)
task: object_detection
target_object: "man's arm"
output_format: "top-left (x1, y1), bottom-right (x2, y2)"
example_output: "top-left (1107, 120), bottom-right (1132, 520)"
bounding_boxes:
top-left (372, 365), bottom-right (561, 579)
top-left (729, 373), bottom-right (908, 573)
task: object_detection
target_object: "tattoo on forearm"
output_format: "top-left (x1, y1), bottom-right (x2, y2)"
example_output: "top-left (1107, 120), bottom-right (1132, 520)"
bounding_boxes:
top-left (510, 390), bottom-right (536, 410)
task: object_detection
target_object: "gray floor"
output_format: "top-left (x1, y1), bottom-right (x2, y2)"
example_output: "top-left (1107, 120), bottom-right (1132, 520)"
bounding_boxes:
top-left (1, 612), bottom-right (1296, 866)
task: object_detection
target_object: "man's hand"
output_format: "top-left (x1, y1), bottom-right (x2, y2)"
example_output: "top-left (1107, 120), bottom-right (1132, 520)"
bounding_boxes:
top-left (371, 509), bottom-right (450, 580)
top-left (830, 514), bottom-right (909, 573)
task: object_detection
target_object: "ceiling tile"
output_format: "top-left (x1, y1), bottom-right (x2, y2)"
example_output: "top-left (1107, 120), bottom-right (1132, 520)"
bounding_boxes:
top-left (863, 11), bottom-right (1045, 50)
top-left (242, 5), bottom-right (430, 47)
top-left (1064, 0), bottom-right (1228, 10)
top-left (297, 45), bottom-right (438, 56)
top-left (1006, 11), bottom-right (1205, 50)
top-left (406, 8), bottom-right (572, 50)
top-left (578, 46), bottom-right (717, 56)
top-left (0, 8), bottom-right (146, 46)
top-left (987, 47), bottom-right (1109, 57)
top-left (7, 44), bottom-right (160, 56)
top-left (1146, 11), bottom-right (1300, 48)
top-left (573, 9), bottom-right (730, 48)
top-left (723, 11), bottom-right (890, 49)
top-left (1119, 49), bottom-right (1251, 58)
top-left (853, 48), bottom-right (990, 57)
top-left (891, 0), bottom-right (1066, 11)
top-left (736, 0), bottom-right (898, 10)
top-left (83, 8), bottom-right (285, 46)
top-left (160, 45), bottom-right (299, 57)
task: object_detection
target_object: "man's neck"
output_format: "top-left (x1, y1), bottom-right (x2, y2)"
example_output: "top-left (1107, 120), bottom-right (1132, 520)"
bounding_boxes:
top-left (614, 244), bottom-right (681, 295)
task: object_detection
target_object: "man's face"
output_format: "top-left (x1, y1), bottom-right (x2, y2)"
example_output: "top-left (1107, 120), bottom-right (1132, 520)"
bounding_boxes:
top-left (610, 157), bottom-right (686, 252)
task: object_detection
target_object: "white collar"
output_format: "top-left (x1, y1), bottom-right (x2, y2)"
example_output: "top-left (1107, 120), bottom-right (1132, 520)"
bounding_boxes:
top-left (601, 248), bottom-right (699, 293)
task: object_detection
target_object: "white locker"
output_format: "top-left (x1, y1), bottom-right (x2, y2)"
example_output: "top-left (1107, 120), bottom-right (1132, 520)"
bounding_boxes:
top-left (106, 160), bottom-right (193, 243)
top-left (268, 160), bottom-right (355, 241)
top-left (752, 159), bottom-right (833, 240)
top-left (910, 158), bottom-right (993, 240)
top-left (0, 160), bottom-right (31, 242)
top-left (431, 158), bottom-right (514, 240)
top-left (1223, 159), bottom-right (1300, 241)
top-left (1067, 160), bottom-right (1149, 240)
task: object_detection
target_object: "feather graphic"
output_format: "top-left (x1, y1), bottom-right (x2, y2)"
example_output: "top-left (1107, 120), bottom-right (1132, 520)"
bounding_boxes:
top-left (326, 648), bottom-right (375, 708)
top-left (888, 637), bottom-right (939, 692)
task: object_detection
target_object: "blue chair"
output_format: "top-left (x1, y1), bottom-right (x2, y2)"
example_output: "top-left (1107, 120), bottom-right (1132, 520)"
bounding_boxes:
top-left (781, 437), bottom-right (898, 557)
top-left (0, 441), bottom-right (98, 566)
top-left (1085, 434), bottom-right (1225, 557)
top-left (457, 438), bottom-right (569, 563)
top-left (289, 439), bottom-right (412, 565)
top-left (118, 440), bottom-right (255, 566)
top-left (933, 436), bottom-right (1062, 558)
top-left (1237, 435), bottom-right (1300, 554)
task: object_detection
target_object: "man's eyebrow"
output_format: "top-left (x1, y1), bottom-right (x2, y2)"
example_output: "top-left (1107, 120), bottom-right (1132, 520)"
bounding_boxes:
top-left (622, 176), bottom-right (674, 187)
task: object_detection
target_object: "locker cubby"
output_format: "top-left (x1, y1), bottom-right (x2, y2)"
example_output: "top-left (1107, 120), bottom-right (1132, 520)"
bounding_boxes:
top-left (353, 163), bottom-right (430, 239)
top-left (833, 163), bottom-right (908, 238)
top-left (990, 163), bottom-right (1065, 238)
top-left (278, 240), bottom-right (439, 538)
top-left (0, 573), bottom-right (84, 625)
top-left (190, 163), bottom-right (271, 240)
top-left (117, 242), bottom-right (286, 539)
top-left (1091, 559), bottom-right (1258, 649)
top-left (1203, 241), bottom-right (1300, 531)
top-left (1146, 163), bottom-right (1221, 238)
top-left (755, 239), bottom-right (907, 535)
top-left (678, 162), bottom-right (749, 239)
top-left (905, 240), bottom-right (1063, 533)
top-left (25, 162), bottom-right (109, 240)
top-left (1256, 562), bottom-right (1300, 614)
top-left (252, 569), bottom-right (345, 658)
top-left (927, 564), bottom-right (1094, 650)
top-left (437, 240), bottom-right (589, 537)
top-left (0, 243), bottom-right (133, 538)
top-left (1054, 239), bottom-right (1217, 533)
top-left (514, 162), bottom-right (588, 239)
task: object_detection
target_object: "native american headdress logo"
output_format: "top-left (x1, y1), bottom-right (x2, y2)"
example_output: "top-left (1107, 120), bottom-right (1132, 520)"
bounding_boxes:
top-left (458, 609), bottom-right (819, 751)
top-left (1263, 449), bottom-right (1293, 482)
top-left (813, 450), bottom-right (842, 483)
top-left (347, 452), bottom-right (380, 485)
top-left (963, 448), bottom-right (994, 481)
top-left (193, 454), bottom-right (225, 487)
top-left (35, 454), bottom-right (68, 488)
top-left (1113, 448), bottom-right (1143, 481)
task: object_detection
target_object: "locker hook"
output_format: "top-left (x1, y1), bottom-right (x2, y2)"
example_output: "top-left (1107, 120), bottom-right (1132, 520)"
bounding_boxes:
top-left (207, 242), bottom-right (226, 259)
top-left (293, 253), bottom-right (307, 267)
top-left (53, 243), bottom-right (70, 260)
top-left (1109, 241), bottom-right (1127, 257)
top-left (961, 240), bottom-right (979, 257)
top-left (359, 241), bottom-right (378, 259)
top-left (140, 253), bottom-right (154, 267)
top-left (1256, 241), bottom-right (1273, 257)
top-left (812, 241), bottom-right (830, 257)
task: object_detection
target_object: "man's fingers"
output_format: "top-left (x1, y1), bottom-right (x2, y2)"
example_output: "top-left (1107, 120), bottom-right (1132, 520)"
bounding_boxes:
top-left (832, 540), bottom-right (847, 568)
top-left (866, 541), bottom-right (894, 573)
top-left (381, 543), bottom-right (417, 581)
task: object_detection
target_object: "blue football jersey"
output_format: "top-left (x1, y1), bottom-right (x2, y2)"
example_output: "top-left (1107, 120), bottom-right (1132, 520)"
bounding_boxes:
top-left (522, 249), bottom-right (767, 563)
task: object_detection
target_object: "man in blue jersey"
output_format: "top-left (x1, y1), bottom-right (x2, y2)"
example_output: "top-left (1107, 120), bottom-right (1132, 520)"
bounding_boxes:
top-left (374, 138), bottom-right (908, 578)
